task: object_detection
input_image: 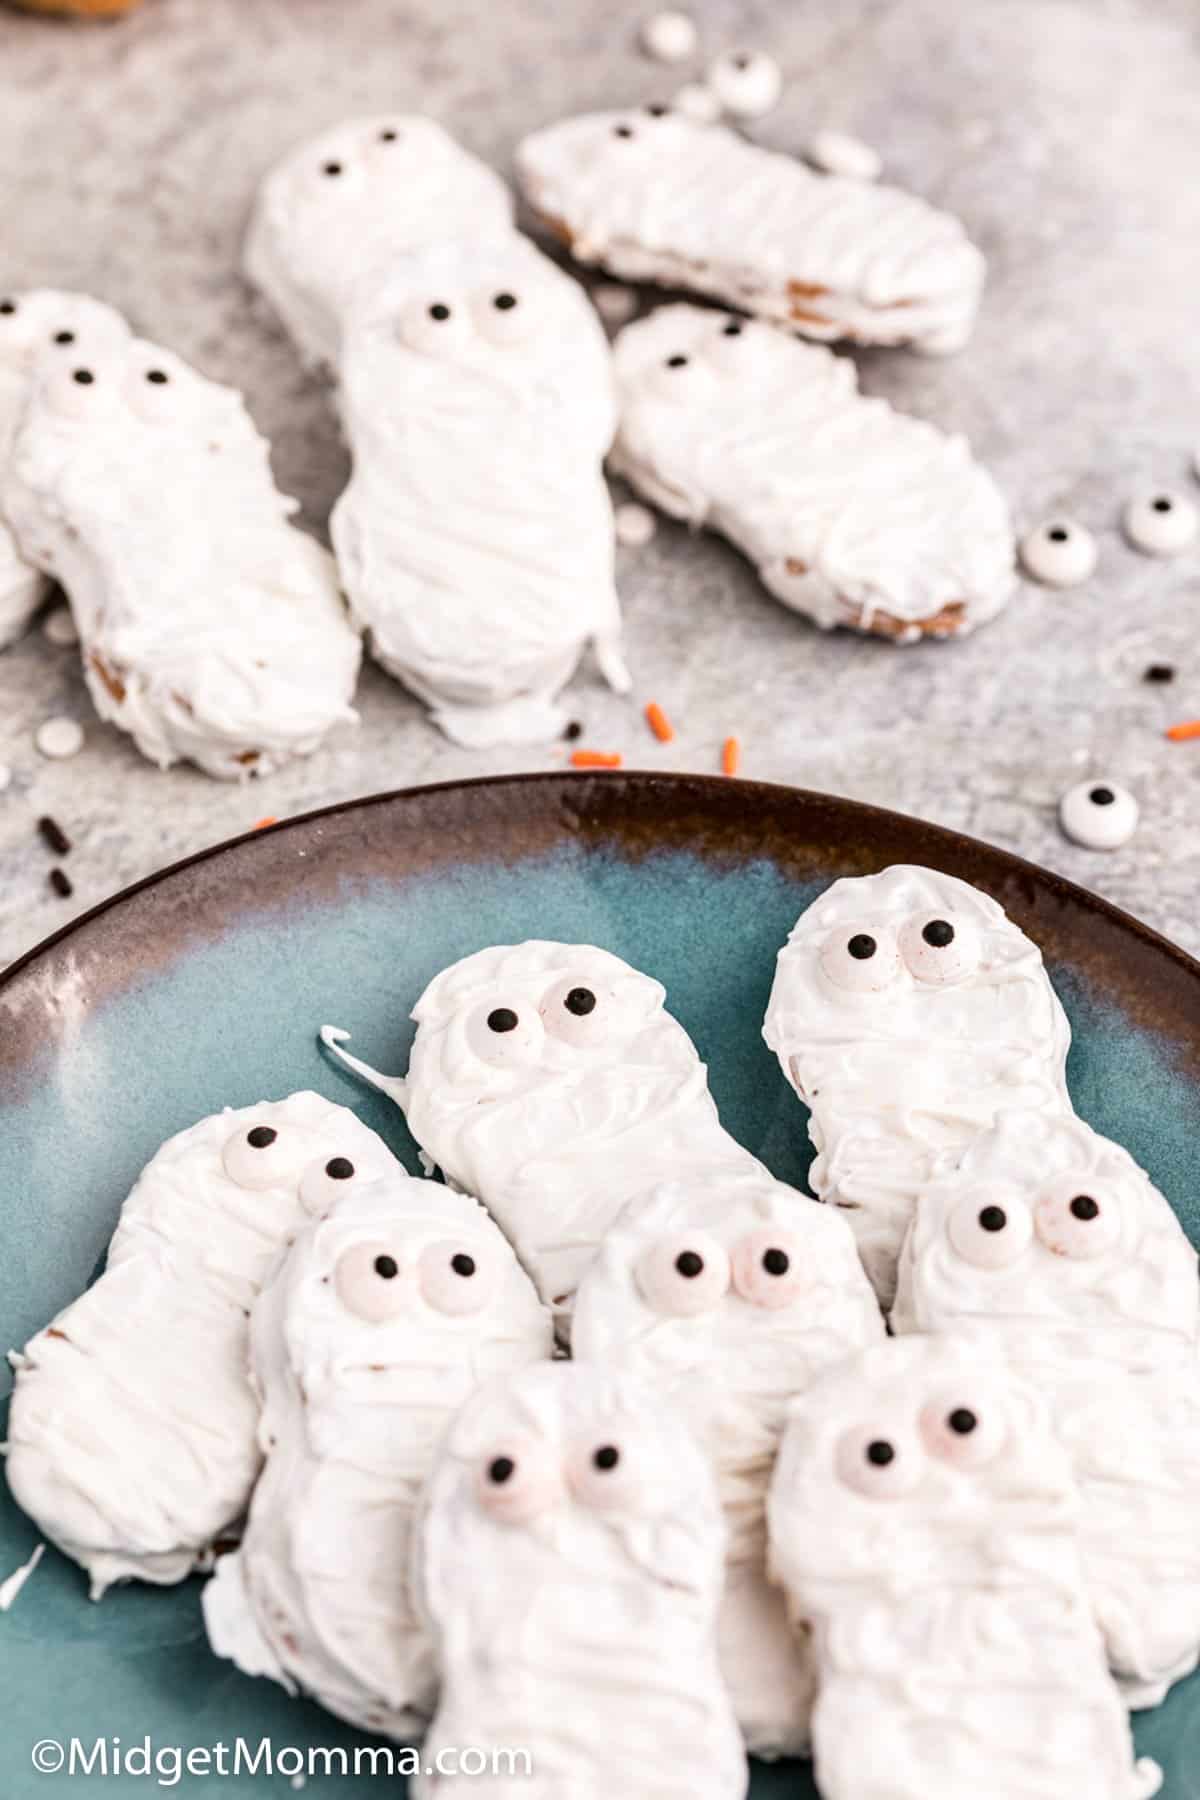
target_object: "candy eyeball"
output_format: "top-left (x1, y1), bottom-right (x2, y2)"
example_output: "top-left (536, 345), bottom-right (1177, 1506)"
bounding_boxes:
top-left (730, 1228), bottom-right (806, 1309)
top-left (1124, 490), bottom-right (1198, 557)
top-left (920, 1394), bottom-right (1007, 1469)
top-left (476, 1435), bottom-right (563, 1525)
top-left (41, 361), bottom-right (113, 424)
top-left (640, 9), bottom-right (698, 63)
top-left (334, 1239), bottom-right (410, 1324)
top-left (125, 358), bottom-right (182, 425)
top-left (1034, 1180), bottom-right (1123, 1260)
top-left (898, 912), bottom-right (981, 986)
top-left (645, 344), bottom-right (718, 404)
top-left (818, 923), bottom-right (903, 995)
top-left (540, 975), bottom-right (639, 1049)
top-left (636, 1233), bottom-right (730, 1316)
top-left (946, 1188), bottom-right (1034, 1269)
top-left (567, 1428), bottom-right (650, 1513)
top-left (397, 294), bottom-right (472, 358)
top-left (708, 314), bottom-right (770, 374)
top-left (471, 286), bottom-right (540, 348)
top-left (1018, 518), bottom-right (1097, 588)
top-left (835, 1423), bottom-right (925, 1499)
top-left (707, 49), bottom-right (782, 119)
top-left (298, 1151), bottom-right (364, 1214)
top-left (465, 999), bottom-right (546, 1069)
top-left (1058, 779), bottom-right (1138, 851)
top-left (419, 1238), bottom-right (501, 1316)
top-left (222, 1119), bottom-right (315, 1191)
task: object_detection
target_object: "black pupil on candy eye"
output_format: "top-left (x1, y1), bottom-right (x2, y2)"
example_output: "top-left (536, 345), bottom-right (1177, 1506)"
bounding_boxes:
top-left (493, 292), bottom-right (517, 311)
top-left (733, 54), bottom-right (751, 68)
top-left (487, 1007), bottom-right (519, 1033)
top-left (646, 104), bottom-right (668, 116)
top-left (1153, 497), bottom-right (1172, 512)
top-left (979, 1205), bottom-right (1007, 1233)
top-left (723, 322), bottom-right (742, 336)
top-left (1070, 1195), bottom-right (1100, 1221)
top-left (323, 161), bottom-right (342, 176)
top-left (565, 987), bottom-right (596, 1016)
top-left (374, 1255), bottom-right (399, 1280)
top-left (1048, 527), bottom-right (1069, 542)
top-left (866, 1440), bottom-right (895, 1467)
top-left (948, 1408), bottom-right (978, 1435)
top-left (847, 934), bottom-right (876, 960)
top-left (613, 125), bottom-right (634, 138)
top-left (326, 1157), bottom-right (355, 1180)
top-left (247, 1125), bottom-right (277, 1149)
top-left (667, 354), bottom-right (688, 367)
top-left (73, 369), bottom-right (94, 385)
top-left (429, 303), bottom-right (451, 321)
top-left (0, 300), bottom-right (15, 314)
top-left (489, 1456), bottom-right (515, 1484)
top-left (922, 919), bottom-right (955, 948)
top-left (54, 331), bottom-right (75, 345)
top-left (146, 370), bottom-right (168, 384)
top-left (675, 1250), bottom-right (704, 1278)
top-left (762, 1248), bottom-right (790, 1276)
top-left (451, 1253), bottom-right (476, 1277)
top-left (380, 129), bottom-right (398, 141)
top-left (593, 1445), bottom-right (620, 1471)
top-left (1090, 787), bottom-right (1115, 806)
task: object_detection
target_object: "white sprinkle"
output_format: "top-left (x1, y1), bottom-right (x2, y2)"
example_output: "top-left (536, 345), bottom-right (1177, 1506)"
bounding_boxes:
top-left (35, 716), bottom-right (85, 760)
top-left (592, 283), bottom-right (637, 327)
top-left (0, 1543), bottom-right (45, 1612)
top-left (641, 10), bottom-right (697, 63)
top-left (1123, 489), bottom-right (1198, 557)
top-left (615, 502), bottom-right (658, 549)
top-left (707, 50), bottom-right (782, 119)
top-left (1018, 518), bottom-right (1098, 588)
top-left (290, 1777), bottom-right (307, 1793)
top-left (0, 764), bottom-right (11, 794)
top-left (673, 82), bottom-right (722, 124)
top-left (42, 606), bottom-right (79, 647)
top-left (808, 129), bottom-right (882, 182)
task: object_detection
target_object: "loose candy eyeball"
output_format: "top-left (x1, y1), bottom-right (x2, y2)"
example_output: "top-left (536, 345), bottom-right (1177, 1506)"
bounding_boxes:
top-left (807, 129), bottom-right (882, 181)
top-left (1018, 518), bottom-right (1097, 588)
top-left (640, 9), bottom-right (697, 63)
top-left (1123, 490), bottom-right (1198, 557)
top-left (707, 50), bottom-right (782, 119)
top-left (1058, 779), bottom-right (1139, 850)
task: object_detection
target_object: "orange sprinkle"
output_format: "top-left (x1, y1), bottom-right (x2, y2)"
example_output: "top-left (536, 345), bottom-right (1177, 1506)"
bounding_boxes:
top-left (570, 750), bottom-right (622, 769)
top-left (252, 815), bottom-right (278, 830)
top-left (721, 736), bottom-right (741, 777)
top-left (644, 701), bottom-right (675, 743)
top-left (1165, 720), bottom-right (1200, 743)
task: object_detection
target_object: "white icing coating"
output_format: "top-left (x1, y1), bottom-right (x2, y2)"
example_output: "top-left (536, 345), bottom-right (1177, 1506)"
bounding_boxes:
top-left (203, 1170), bottom-right (551, 1736)
top-left (42, 605), bottom-right (79, 647)
top-left (4, 337), bottom-right (361, 779)
top-left (767, 1335), bottom-right (1160, 1800)
top-left (1123, 489), bottom-right (1197, 557)
top-left (673, 83), bottom-right (722, 124)
top-left (893, 1110), bottom-right (1200, 1702)
top-left (0, 291), bottom-right (131, 649)
top-left (572, 1171), bottom-right (883, 1756)
top-left (808, 130), bottom-right (882, 182)
top-left (1019, 517), bottom-right (1097, 587)
top-left (516, 109), bottom-right (986, 353)
top-left (34, 716), bottom-right (84, 760)
top-left (5, 1094), bottom-right (400, 1595)
top-left (331, 239), bottom-right (629, 746)
top-left (614, 500), bottom-right (657, 548)
top-left (1059, 779), bottom-right (1139, 850)
top-left (641, 9), bottom-right (697, 63)
top-left (706, 51), bottom-right (782, 120)
top-left (244, 115), bottom-right (515, 371)
top-left (611, 306), bottom-right (1014, 639)
top-left (591, 282), bottom-right (638, 326)
top-left (763, 865), bottom-right (1073, 1306)
top-left (413, 1361), bottom-right (747, 1800)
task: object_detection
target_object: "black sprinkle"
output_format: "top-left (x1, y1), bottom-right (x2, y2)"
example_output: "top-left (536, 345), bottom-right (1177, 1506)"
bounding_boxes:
top-left (49, 867), bottom-right (73, 899)
top-left (1144, 663), bottom-right (1176, 684)
top-left (563, 719), bottom-right (583, 742)
top-left (37, 815), bottom-right (71, 856)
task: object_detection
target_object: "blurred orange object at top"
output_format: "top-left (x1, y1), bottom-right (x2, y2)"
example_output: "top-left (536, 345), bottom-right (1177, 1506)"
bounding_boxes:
top-left (10, 0), bottom-right (145, 16)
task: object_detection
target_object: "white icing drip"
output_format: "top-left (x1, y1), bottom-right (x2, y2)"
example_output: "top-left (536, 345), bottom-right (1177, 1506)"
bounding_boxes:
top-left (331, 239), bottom-right (627, 741)
top-left (572, 1171), bottom-right (883, 1755)
top-left (0, 1541), bottom-right (45, 1611)
top-left (516, 110), bottom-right (986, 354)
top-left (244, 116), bottom-right (515, 371)
top-left (3, 337), bottom-right (361, 779)
top-left (762, 866), bottom-right (1073, 1307)
top-left (767, 1336), bottom-right (1159, 1800)
top-left (5, 1094), bottom-right (400, 1594)
top-left (413, 1362), bottom-right (747, 1800)
top-left (203, 1171), bottom-right (551, 1736)
top-left (611, 305), bottom-right (1014, 638)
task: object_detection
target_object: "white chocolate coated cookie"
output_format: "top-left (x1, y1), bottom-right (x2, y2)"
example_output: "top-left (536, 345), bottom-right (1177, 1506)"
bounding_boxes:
top-left (203, 1170), bottom-right (550, 1736)
top-left (573, 1172), bottom-right (882, 1756)
top-left (331, 240), bottom-right (629, 746)
top-left (4, 336), bottom-right (361, 779)
top-left (5, 1095), bottom-right (400, 1596)
top-left (763, 865), bottom-right (1072, 1306)
top-left (245, 115), bottom-right (514, 370)
top-left (413, 1362), bottom-right (747, 1800)
top-left (0, 290), bottom-right (131, 648)
top-left (517, 108), bottom-right (986, 354)
top-left (611, 306), bottom-right (1014, 641)
top-left (767, 1336), bottom-right (1160, 1800)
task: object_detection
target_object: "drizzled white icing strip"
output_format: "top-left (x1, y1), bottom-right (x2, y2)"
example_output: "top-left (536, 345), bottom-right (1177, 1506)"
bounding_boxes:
top-left (611, 306), bottom-right (1014, 640)
top-left (0, 1542), bottom-right (45, 1611)
top-left (572, 1171), bottom-right (882, 1756)
top-left (413, 1362), bottom-right (747, 1800)
top-left (516, 108), bottom-right (985, 354)
top-left (763, 865), bottom-right (1073, 1306)
top-left (4, 336), bottom-right (361, 779)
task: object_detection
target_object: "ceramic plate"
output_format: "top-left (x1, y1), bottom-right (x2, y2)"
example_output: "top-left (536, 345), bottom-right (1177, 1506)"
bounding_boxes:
top-left (3, 773), bottom-right (1198, 1797)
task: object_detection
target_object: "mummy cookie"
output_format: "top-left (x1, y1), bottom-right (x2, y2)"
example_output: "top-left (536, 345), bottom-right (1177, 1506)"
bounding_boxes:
top-left (203, 1169), bottom-right (550, 1735)
top-left (3, 336), bottom-right (361, 778)
top-left (324, 941), bottom-right (776, 1322)
top-left (413, 1362), bottom-right (747, 1800)
top-left (516, 108), bottom-right (986, 354)
top-left (893, 1109), bottom-right (1200, 1703)
top-left (767, 1336), bottom-right (1160, 1800)
top-left (611, 306), bottom-right (1015, 641)
top-left (763, 865), bottom-right (1072, 1306)
top-left (245, 115), bottom-right (514, 370)
top-left (330, 240), bottom-right (628, 745)
top-left (5, 1094), bottom-right (399, 1596)
top-left (572, 1171), bottom-right (883, 1756)
top-left (0, 290), bottom-right (131, 649)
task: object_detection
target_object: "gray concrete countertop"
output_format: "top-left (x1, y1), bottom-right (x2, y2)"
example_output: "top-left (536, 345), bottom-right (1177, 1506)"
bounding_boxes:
top-left (1, 0), bottom-right (1197, 969)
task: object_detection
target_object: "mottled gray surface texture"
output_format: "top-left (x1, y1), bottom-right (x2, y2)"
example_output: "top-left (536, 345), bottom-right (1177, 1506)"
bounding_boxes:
top-left (0, 0), bottom-right (1197, 968)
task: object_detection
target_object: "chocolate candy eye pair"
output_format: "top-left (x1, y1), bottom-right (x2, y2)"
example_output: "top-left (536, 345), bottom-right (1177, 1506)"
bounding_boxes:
top-left (948, 1182), bottom-right (1121, 1267)
top-left (637, 1228), bottom-right (804, 1314)
top-left (821, 912), bottom-right (980, 993)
